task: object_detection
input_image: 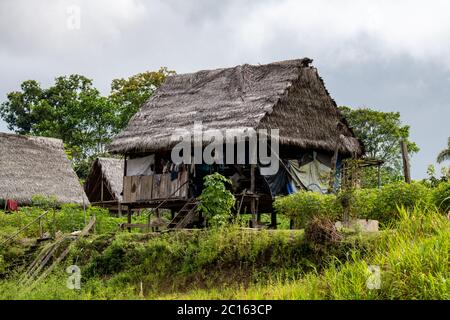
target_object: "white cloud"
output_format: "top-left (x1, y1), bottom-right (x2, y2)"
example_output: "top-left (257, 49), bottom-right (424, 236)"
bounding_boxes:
top-left (0, 0), bottom-right (449, 178)
top-left (224, 0), bottom-right (450, 67)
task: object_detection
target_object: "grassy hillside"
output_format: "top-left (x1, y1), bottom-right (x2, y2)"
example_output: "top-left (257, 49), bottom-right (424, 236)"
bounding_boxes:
top-left (0, 203), bottom-right (448, 299)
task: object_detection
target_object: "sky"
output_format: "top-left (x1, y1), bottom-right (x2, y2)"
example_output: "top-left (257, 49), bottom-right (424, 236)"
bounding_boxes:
top-left (1, 0), bottom-right (449, 179)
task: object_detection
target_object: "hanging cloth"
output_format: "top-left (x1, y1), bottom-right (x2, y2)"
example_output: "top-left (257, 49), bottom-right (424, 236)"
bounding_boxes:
top-left (262, 164), bottom-right (289, 196)
top-left (289, 152), bottom-right (331, 193)
top-left (126, 155), bottom-right (154, 176)
top-left (6, 199), bottom-right (19, 211)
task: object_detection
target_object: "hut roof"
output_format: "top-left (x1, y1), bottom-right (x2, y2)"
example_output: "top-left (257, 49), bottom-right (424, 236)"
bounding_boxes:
top-left (84, 157), bottom-right (124, 202)
top-left (108, 58), bottom-right (363, 156)
top-left (0, 133), bottom-right (89, 205)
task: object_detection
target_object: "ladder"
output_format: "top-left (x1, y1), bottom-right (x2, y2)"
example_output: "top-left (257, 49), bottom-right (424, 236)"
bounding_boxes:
top-left (167, 198), bottom-right (200, 229)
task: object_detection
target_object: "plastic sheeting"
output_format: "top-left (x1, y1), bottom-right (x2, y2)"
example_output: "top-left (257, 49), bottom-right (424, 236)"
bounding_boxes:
top-left (289, 152), bottom-right (331, 193)
top-left (126, 155), bottom-right (155, 176)
top-left (262, 165), bottom-right (289, 196)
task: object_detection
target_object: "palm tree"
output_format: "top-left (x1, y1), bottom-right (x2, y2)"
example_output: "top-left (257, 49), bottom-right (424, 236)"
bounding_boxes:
top-left (437, 137), bottom-right (450, 163)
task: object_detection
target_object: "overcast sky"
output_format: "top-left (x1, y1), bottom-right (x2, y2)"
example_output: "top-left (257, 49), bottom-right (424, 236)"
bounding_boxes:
top-left (1, 0), bottom-right (449, 178)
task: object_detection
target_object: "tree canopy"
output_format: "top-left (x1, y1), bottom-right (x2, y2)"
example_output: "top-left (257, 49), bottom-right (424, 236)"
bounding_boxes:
top-left (109, 67), bottom-right (175, 130)
top-left (0, 68), bottom-right (174, 179)
top-left (339, 106), bottom-right (419, 187)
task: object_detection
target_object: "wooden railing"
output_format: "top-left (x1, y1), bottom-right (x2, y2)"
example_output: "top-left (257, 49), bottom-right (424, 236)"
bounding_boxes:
top-left (0, 211), bottom-right (49, 246)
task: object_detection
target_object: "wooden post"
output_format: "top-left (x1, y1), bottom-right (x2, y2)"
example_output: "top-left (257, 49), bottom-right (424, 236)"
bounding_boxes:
top-left (39, 217), bottom-right (43, 239)
top-left (329, 137), bottom-right (341, 193)
top-left (377, 164), bottom-right (382, 189)
top-left (127, 207), bottom-right (132, 233)
top-left (123, 155), bottom-right (128, 176)
top-left (250, 164), bottom-right (256, 227)
top-left (400, 140), bottom-right (411, 184)
top-left (271, 211), bottom-right (277, 229)
top-left (52, 210), bottom-right (56, 238)
top-left (100, 178), bottom-right (104, 203)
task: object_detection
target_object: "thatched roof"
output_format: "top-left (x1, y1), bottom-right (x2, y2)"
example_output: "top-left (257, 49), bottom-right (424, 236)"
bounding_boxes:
top-left (84, 157), bottom-right (124, 202)
top-left (108, 58), bottom-right (363, 156)
top-left (0, 133), bottom-right (89, 205)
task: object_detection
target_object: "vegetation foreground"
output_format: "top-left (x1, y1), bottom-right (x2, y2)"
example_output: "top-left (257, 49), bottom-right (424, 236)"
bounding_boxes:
top-left (0, 201), bottom-right (448, 300)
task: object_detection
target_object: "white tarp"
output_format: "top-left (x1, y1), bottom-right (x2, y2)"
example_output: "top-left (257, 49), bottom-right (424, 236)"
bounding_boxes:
top-left (289, 152), bottom-right (331, 193)
top-left (126, 155), bottom-right (155, 176)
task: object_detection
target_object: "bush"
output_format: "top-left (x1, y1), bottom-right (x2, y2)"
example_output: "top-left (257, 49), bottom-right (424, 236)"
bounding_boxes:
top-left (275, 182), bottom-right (434, 227)
top-left (31, 194), bottom-right (58, 209)
top-left (197, 173), bottom-right (236, 227)
top-left (351, 188), bottom-right (380, 220)
top-left (432, 181), bottom-right (450, 212)
top-left (374, 182), bottom-right (432, 224)
top-left (274, 192), bottom-right (341, 228)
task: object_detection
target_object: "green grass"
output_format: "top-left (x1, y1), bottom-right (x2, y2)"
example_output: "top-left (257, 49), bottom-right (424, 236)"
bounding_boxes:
top-left (0, 205), bottom-right (448, 300)
top-left (158, 206), bottom-right (450, 300)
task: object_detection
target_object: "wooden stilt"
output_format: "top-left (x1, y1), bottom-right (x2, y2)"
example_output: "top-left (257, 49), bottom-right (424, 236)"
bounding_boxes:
top-left (256, 198), bottom-right (261, 223)
top-left (271, 211), bottom-right (277, 229)
top-left (377, 164), bottom-right (382, 188)
top-left (127, 207), bottom-right (132, 233)
top-left (250, 164), bottom-right (256, 227)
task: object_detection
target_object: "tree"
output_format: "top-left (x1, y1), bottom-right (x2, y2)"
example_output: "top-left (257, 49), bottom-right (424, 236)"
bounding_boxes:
top-left (0, 75), bottom-right (117, 179)
top-left (437, 137), bottom-right (450, 163)
top-left (339, 106), bottom-right (419, 187)
top-left (0, 68), bottom-right (173, 179)
top-left (0, 80), bottom-right (43, 134)
top-left (109, 67), bottom-right (175, 130)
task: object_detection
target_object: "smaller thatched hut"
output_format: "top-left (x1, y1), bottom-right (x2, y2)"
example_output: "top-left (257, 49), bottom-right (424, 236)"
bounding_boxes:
top-left (84, 157), bottom-right (124, 212)
top-left (0, 133), bottom-right (88, 206)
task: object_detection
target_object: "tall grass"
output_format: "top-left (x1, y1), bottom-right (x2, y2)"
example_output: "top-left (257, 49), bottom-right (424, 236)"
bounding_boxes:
top-left (0, 206), bottom-right (448, 300)
top-left (157, 206), bottom-right (450, 300)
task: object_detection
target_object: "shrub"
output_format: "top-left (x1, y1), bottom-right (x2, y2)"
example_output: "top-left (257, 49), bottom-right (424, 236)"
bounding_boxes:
top-left (432, 180), bottom-right (450, 212)
top-left (31, 194), bottom-right (58, 209)
top-left (274, 182), bottom-right (434, 227)
top-left (351, 188), bottom-right (380, 220)
top-left (274, 192), bottom-right (342, 228)
top-left (374, 182), bottom-right (432, 224)
top-left (197, 173), bottom-right (236, 227)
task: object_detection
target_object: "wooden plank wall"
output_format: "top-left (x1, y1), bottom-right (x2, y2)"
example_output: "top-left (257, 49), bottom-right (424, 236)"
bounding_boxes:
top-left (123, 172), bottom-right (188, 203)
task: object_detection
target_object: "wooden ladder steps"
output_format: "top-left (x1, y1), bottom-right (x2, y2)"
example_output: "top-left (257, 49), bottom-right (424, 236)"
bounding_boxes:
top-left (167, 199), bottom-right (200, 229)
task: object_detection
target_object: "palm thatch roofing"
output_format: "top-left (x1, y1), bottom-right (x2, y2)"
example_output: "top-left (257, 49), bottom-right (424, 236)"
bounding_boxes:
top-left (84, 157), bottom-right (124, 203)
top-left (0, 133), bottom-right (89, 205)
top-left (108, 58), bottom-right (363, 156)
